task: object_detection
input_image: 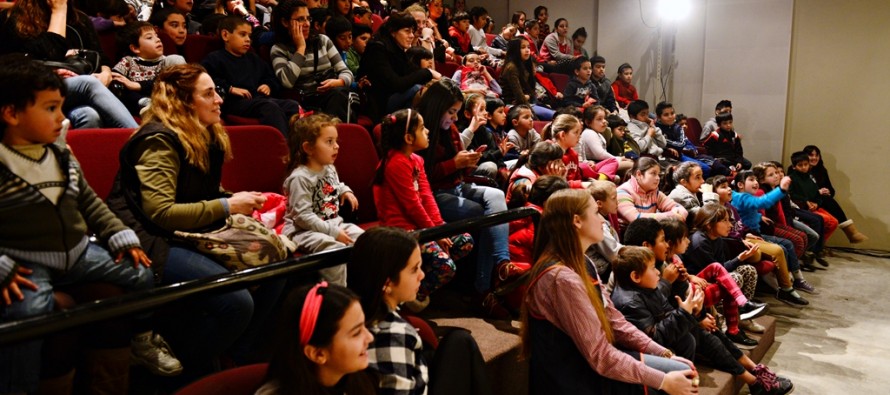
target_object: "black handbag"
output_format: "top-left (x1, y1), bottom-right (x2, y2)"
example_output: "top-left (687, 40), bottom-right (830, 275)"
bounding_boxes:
top-left (41, 26), bottom-right (101, 75)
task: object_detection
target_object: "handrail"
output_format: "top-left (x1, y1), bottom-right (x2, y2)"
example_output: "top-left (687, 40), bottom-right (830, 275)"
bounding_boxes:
top-left (0, 207), bottom-right (540, 346)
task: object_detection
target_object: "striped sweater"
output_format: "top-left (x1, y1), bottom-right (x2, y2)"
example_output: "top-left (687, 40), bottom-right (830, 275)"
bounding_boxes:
top-left (616, 176), bottom-right (687, 229)
top-left (270, 34), bottom-right (354, 90)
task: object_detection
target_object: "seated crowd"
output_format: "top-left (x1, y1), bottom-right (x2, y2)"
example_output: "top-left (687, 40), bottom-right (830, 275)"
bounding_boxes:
top-left (0, 0), bottom-right (870, 394)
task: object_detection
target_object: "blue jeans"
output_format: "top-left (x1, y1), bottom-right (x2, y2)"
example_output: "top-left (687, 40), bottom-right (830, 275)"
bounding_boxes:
top-left (680, 154), bottom-right (711, 176)
top-left (64, 75), bottom-right (138, 129)
top-left (531, 104), bottom-right (554, 121)
top-left (762, 234), bottom-right (800, 272)
top-left (434, 183), bottom-right (509, 293)
top-left (0, 243), bottom-right (153, 393)
top-left (386, 84), bottom-right (423, 113)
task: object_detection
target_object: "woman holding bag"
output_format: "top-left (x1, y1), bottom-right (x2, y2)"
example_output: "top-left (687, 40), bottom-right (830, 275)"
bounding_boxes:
top-left (107, 64), bottom-right (284, 385)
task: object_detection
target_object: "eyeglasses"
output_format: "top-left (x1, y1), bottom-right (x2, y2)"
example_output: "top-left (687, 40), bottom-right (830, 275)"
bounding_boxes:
top-left (292, 16), bottom-right (313, 23)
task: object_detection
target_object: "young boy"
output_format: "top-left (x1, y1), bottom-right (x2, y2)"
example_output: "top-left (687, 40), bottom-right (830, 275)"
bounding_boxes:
top-left (626, 100), bottom-right (666, 157)
top-left (0, 55), bottom-right (180, 393)
top-left (587, 180), bottom-right (623, 282)
top-left (325, 15), bottom-right (353, 63)
top-left (590, 55), bottom-right (618, 113)
top-left (702, 112), bottom-right (751, 170)
top-left (112, 21), bottom-right (186, 116)
top-left (352, 6), bottom-right (372, 27)
top-left (202, 16), bottom-right (300, 136)
top-left (700, 99), bottom-right (732, 141)
top-left (787, 151), bottom-right (846, 246)
top-left (654, 101), bottom-right (726, 176)
top-left (346, 23), bottom-right (372, 75)
top-left (506, 104), bottom-right (540, 156)
top-left (448, 11), bottom-right (472, 55)
top-left (491, 23), bottom-right (517, 53)
top-left (563, 57), bottom-right (599, 109)
top-left (467, 6), bottom-right (502, 61)
top-left (611, 245), bottom-right (794, 395)
top-left (606, 114), bottom-right (640, 159)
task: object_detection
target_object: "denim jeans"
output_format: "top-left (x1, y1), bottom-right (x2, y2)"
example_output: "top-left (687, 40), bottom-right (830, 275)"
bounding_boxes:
top-left (63, 75), bottom-right (138, 129)
top-left (434, 183), bottom-right (509, 293)
top-left (0, 243), bottom-right (153, 393)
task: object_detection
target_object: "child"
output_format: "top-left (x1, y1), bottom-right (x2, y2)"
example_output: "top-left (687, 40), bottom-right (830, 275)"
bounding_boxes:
top-left (702, 112), bottom-right (751, 170)
top-left (731, 170), bottom-right (817, 295)
top-left (626, 100), bottom-right (667, 157)
top-left (498, 38), bottom-right (554, 120)
top-left (506, 141), bottom-right (567, 207)
top-left (282, 114), bottom-right (364, 286)
top-left (203, 16), bottom-right (300, 136)
top-left (768, 161), bottom-right (829, 265)
top-left (348, 227), bottom-right (492, 395)
top-left (532, 5), bottom-right (549, 48)
top-left (491, 23), bottom-right (517, 53)
top-left (752, 163), bottom-right (815, 270)
top-left (467, 6), bottom-right (502, 61)
top-left (616, 157), bottom-right (687, 231)
top-left (563, 57), bottom-right (599, 109)
top-left (346, 23), bottom-right (372, 75)
top-left (447, 11), bottom-right (472, 55)
top-left (112, 21), bottom-right (186, 116)
top-left (407, 46), bottom-right (435, 70)
top-left (460, 94), bottom-right (508, 183)
top-left (700, 99), bottom-right (732, 141)
top-left (579, 105), bottom-right (633, 177)
top-left (519, 20), bottom-right (541, 57)
top-left (610, 63), bottom-right (638, 109)
top-left (590, 55), bottom-right (618, 113)
top-left (654, 101), bottom-right (726, 176)
top-left (586, 180), bottom-right (623, 281)
top-left (505, 104), bottom-right (541, 156)
top-left (325, 15), bottom-right (353, 63)
top-left (0, 55), bottom-right (179, 393)
top-left (454, 52), bottom-right (501, 97)
top-left (606, 114), bottom-right (641, 159)
top-left (150, 7), bottom-right (188, 49)
top-left (485, 98), bottom-right (515, 164)
top-left (258, 283), bottom-right (377, 395)
top-left (666, 162), bottom-right (719, 219)
top-left (790, 149), bottom-right (866, 243)
top-left (551, 113), bottom-right (617, 182)
top-left (373, 109), bottom-right (473, 311)
top-left (611, 246), bottom-right (794, 395)
top-left (352, 6), bottom-right (372, 26)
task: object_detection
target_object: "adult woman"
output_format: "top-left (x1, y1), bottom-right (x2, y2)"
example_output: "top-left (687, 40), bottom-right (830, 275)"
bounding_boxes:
top-left (538, 18), bottom-right (575, 73)
top-left (416, 79), bottom-right (510, 311)
top-left (106, 64), bottom-right (283, 382)
top-left (271, 0), bottom-right (354, 122)
top-left (801, 145), bottom-right (868, 243)
top-left (521, 189), bottom-right (699, 395)
top-left (361, 11), bottom-right (441, 119)
top-left (0, 0), bottom-right (138, 129)
top-left (616, 157), bottom-right (688, 231)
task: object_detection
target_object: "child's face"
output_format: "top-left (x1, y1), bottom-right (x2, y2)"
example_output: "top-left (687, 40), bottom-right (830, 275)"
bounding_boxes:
top-left (464, 98), bottom-right (486, 121)
top-left (134, 28), bottom-right (164, 60)
top-left (808, 150), bottom-right (820, 166)
top-left (597, 188), bottom-right (618, 215)
top-left (648, 230), bottom-right (669, 262)
top-left (572, 34), bottom-right (585, 49)
top-left (440, 101), bottom-right (461, 130)
top-left (710, 215), bottom-right (732, 238)
top-left (635, 165), bottom-right (661, 193)
top-left (738, 176), bottom-right (759, 194)
top-left (593, 62), bottom-right (606, 80)
top-left (536, 8), bottom-right (548, 22)
top-left (502, 26), bottom-right (516, 40)
top-left (334, 0), bottom-right (350, 16)
top-left (419, 57), bottom-right (434, 69)
top-left (588, 109), bottom-right (606, 133)
top-left (634, 258), bottom-right (661, 290)
top-left (318, 301), bottom-right (374, 380)
top-left (762, 166), bottom-right (780, 188)
top-left (1, 89), bottom-right (66, 146)
top-left (513, 108), bottom-right (534, 132)
top-left (574, 61), bottom-right (592, 82)
top-left (673, 234), bottom-right (691, 255)
top-left (333, 31), bottom-right (352, 52)
top-left (657, 106), bottom-right (676, 126)
top-left (555, 20), bottom-right (568, 36)
top-left (305, 0), bottom-right (322, 7)
top-left (793, 160), bottom-right (810, 174)
top-left (473, 14), bottom-right (488, 29)
top-left (352, 32), bottom-right (371, 54)
top-left (163, 14), bottom-right (188, 46)
top-left (620, 68), bottom-right (633, 83)
top-left (464, 53), bottom-right (481, 69)
top-left (408, 115), bottom-right (430, 151)
top-left (775, 167), bottom-right (785, 178)
top-left (612, 125), bottom-right (626, 139)
top-left (169, 0), bottom-right (193, 13)
top-left (305, 126), bottom-right (340, 166)
top-left (489, 106), bottom-right (506, 127)
top-left (678, 118), bottom-right (687, 131)
top-left (386, 246), bottom-right (425, 305)
top-left (681, 166), bottom-right (704, 193)
top-left (520, 39), bottom-right (531, 60)
top-left (223, 24), bottom-right (252, 55)
top-left (719, 119), bottom-right (733, 131)
top-left (557, 124), bottom-right (581, 149)
top-left (527, 24), bottom-right (539, 39)
top-left (715, 182), bottom-right (732, 203)
top-left (453, 18), bottom-right (470, 33)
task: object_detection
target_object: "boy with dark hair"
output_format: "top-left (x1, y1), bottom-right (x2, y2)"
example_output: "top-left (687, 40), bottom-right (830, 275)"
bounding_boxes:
top-left (626, 100), bottom-right (666, 157)
top-left (112, 21), bottom-right (186, 115)
top-left (0, 55), bottom-right (180, 393)
top-left (654, 101), bottom-right (728, 176)
top-left (325, 15), bottom-right (353, 61)
top-left (701, 99), bottom-right (732, 140)
top-left (590, 54), bottom-right (618, 113)
top-left (563, 57), bottom-right (599, 109)
top-left (702, 112), bottom-right (751, 170)
top-left (346, 23), bottom-right (372, 75)
top-left (467, 6), bottom-right (502, 60)
top-left (448, 11), bottom-right (472, 55)
top-left (310, 7), bottom-right (331, 36)
top-left (203, 16), bottom-right (300, 136)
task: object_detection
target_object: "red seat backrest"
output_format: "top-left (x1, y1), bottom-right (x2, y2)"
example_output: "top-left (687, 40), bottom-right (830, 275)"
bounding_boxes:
top-left (97, 30), bottom-right (120, 66)
top-left (435, 62), bottom-right (460, 80)
top-left (485, 33), bottom-right (496, 46)
top-left (334, 123), bottom-right (379, 224)
top-left (533, 120), bottom-right (549, 134)
top-left (183, 34), bottom-right (223, 63)
top-left (222, 125), bottom-right (289, 193)
top-left (174, 363), bottom-right (268, 395)
top-left (371, 14), bottom-right (385, 34)
top-left (548, 72), bottom-right (570, 93)
top-left (67, 128), bottom-right (135, 200)
top-left (685, 117), bottom-right (704, 146)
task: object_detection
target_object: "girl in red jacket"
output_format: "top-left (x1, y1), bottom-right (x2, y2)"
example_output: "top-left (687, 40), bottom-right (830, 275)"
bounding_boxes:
top-left (373, 109), bottom-right (473, 312)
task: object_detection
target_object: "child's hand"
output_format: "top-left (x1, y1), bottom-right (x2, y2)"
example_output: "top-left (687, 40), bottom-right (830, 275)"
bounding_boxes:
top-left (336, 229), bottom-right (355, 245)
top-left (437, 237), bottom-right (453, 253)
top-left (257, 84), bottom-right (271, 96)
top-left (429, 69), bottom-right (442, 80)
top-left (498, 140), bottom-right (514, 154)
top-left (738, 243), bottom-right (759, 261)
top-left (116, 247), bottom-right (152, 268)
top-left (699, 313), bottom-right (718, 332)
top-left (761, 216), bottom-right (774, 226)
top-left (584, 97), bottom-right (596, 107)
top-left (112, 73), bottom-right (141, 91)
top-left (675, 284), bottom-right (701, 314)
top-left (662, 262), bottom-right (680, 283)
top-left (55, 68), bottom-right (78, 79)
top-left (357, 76), bottom-right (372, 89)
top-left (543, 160), bottom-right (567, 177)
top-left (555, 92), bottom-right (564, 99)
top-left (666, 148), bottom-right (679, 158)
top-left (318, 79), bottom-right (344, 92)
top-left (807, 201), bottom-right (818, 211)
top-left (647, 126), bottom-right (657, 138)
top-left (1, 266), bottom-right (38, 306)
top-left (230, 87), bottom-right (252, 99)
top-left (778, 176), bottom-right (792, 191)
top-left (468, 102), bottom-right (487, 130)
top-left (340, 191), bottom-right (359, 210)
top-left (689, 275), bottom-right (709, 290)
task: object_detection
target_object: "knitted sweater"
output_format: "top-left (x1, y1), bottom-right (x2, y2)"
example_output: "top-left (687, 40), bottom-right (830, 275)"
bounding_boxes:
top-left (0, 143), bottom-right (138, 286)
top-left (202, 49), bottom-right (282, 100)
top-left (270, 34), bottom-right (354, 90)
top-left (374, 150), bottom-right (444, 231)
top-left (616, 177), bottom-right (687, 227)
top-left (538, 32), bottom-right (572, 63)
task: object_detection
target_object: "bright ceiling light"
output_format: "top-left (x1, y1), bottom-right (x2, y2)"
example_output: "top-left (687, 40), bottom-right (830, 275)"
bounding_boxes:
top-left (658, 0), bottom-right (692, 21)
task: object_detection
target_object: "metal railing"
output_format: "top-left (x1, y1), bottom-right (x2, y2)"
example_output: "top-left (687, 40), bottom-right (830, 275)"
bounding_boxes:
top-left (0, 207), bottom-right (539, 346)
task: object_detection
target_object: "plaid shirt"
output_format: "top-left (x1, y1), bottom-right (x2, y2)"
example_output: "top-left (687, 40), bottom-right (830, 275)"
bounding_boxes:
top-left (368, 310), bottom-right (429, 395)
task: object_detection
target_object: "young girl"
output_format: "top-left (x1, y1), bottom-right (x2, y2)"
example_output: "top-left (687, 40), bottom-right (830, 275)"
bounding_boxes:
top-left (373, 109), bottom-right (473, 311)
top-left (506, 141), bottom-right (569, 207)
top-left (348, 227), bottom-right (492, 395)
top-left (538, 18), bottom-right (574, 73)
top-left (616, 157), bottom-right (688, 231)
top-left (258, 283), bottom-right (376, 395)
top-left (549, 114), bottom-right (616, 183)
top-left (498, 37), bottom-right (555, 120)
top-left (797, 146), bottom-right (868, 243)
top-left (505, 104), bottom-right (541, 157)
top-left (606, 114), bottom-right (641, 159)
top-left (508, 175), bottom-right (569, 281)
top-left (610, 247), bottom-right (794, 395)
top-left (610, 63), bottom-right (638, 109)
top-left (752, 163), bottom-right (815, 269)
top-left (666, 162), bottom-right (719, 219)
top-left (520, 189), bottom-right (698, 395)
top-left (661, 218), bottom-right (767, 347)
top-left (283, 114), bottom-right (364, 286)
top-left (579, 105), bottom-right (632, 177)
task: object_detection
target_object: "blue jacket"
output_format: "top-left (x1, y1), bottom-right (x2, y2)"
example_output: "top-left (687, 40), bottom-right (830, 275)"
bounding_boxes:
top-left (731, 188), bottom-right (785, 232)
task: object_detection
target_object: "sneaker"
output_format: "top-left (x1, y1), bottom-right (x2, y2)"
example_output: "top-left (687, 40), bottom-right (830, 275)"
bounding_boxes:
top-left (740, 319), bottom-right (766, 334)
top-left (726, 329), bottom-right (758, 349)
top-left (131, 333), bottom-right (183, 376)
top-left (750, 364), bottom-right (794, 395)
top-left (814, 254), bottom-right (830, 267)
top-left (479, 292), bottom-right (512, 320)
top-left (793, 278), bottom-right (819, 294)
top-left (739, 301), bottom-right (768, 320)
top-left (776, 288), bottom-right (809, 306)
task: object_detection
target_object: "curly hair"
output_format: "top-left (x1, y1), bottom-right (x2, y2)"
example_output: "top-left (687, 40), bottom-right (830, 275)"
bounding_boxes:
top-left (287, 113), bottom-right (341, 172)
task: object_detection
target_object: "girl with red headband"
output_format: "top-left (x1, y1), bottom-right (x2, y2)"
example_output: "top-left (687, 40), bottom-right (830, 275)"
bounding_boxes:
top-left (258, 283), bottom-right (376, 395)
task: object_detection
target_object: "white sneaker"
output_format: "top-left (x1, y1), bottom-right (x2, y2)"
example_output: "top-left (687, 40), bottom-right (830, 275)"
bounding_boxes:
top-left (740, 319), bottom-right (766, 334)
top-left (131, 332), bottom-right (183, 376)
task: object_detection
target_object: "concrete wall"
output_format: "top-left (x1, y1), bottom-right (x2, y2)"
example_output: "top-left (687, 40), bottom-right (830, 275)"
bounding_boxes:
top-left (784, 1), bottom-right (890, 248)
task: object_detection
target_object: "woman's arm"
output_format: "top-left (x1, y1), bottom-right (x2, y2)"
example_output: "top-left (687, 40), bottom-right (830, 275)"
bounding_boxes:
top-left (270, 43), bottom-right (305, 89)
